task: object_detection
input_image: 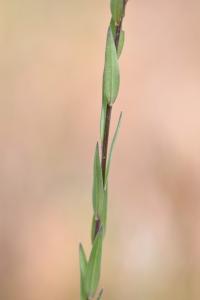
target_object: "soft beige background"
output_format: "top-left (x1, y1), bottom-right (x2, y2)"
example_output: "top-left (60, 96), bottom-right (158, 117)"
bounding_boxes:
top-left (1, 0), bottom-right (200, 299)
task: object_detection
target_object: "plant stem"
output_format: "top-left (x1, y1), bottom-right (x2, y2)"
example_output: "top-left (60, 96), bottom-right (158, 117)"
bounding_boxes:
top-left (94, 104), bottom-right (112, 238)
top-left (101, 19), bottom-right (123, 183)
top-left (101, 104), bottom-right (112, 184)
top-left (80, 2), bottom-right (129, 299)
top-left (94, 2), bottom-right (127, 240)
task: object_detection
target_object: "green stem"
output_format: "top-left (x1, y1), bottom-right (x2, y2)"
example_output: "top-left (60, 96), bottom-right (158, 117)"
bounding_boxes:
top-left (94, 1), bottom-right (127, 241)
top-left (80, 1), bottom-right (129, 299)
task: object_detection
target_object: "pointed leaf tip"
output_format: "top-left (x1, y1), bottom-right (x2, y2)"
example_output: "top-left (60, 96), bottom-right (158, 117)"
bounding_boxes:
top-left (79, 243), bottom-right (87, 277)
top-left (117, 30), bottom-right (125, 58)
top-left (79, 243), bottom-right (88, 300)
top-left (105, 112), bottom-right (122, 187)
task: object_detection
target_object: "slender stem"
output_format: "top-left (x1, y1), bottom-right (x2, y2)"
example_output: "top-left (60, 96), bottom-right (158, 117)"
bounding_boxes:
top-left (85, 3), bottom-right (129, 300)
top-left (94, 104), bottom-right (112, 238)
top-left (101, 3), bottom-right (127, 183)
top-left (94, 2), bottom-right (127, 240)
top-left (101, 104), bottom-right (112, 184)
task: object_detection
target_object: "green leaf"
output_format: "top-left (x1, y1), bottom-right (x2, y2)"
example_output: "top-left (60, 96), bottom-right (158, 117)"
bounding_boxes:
top-left (110, 18), bottom-right (116, 37)
top-left (79, 244), bottom-right (87, 277)
top-left (101, 187), bottom-right (108, 237)
top-left (79, 244), bottom-right (88, 300)
top-left (85, 228), bottom-right (103, 298)
top-left (100, 86), bottom-right (107, 144)
top-left (103, 28), bottom-right (120, 105)
top-left (92, 143), bottom-right (104, 217)
top-left (92, 188), bottom-right (108, 243)
top-left (117, 30), bottom-right (125, 58)
top-left (105, 112), bottom-right (122, 187)
top-left (91, 215), bottom-right (96, 244)
top-left (110, 0), bottom-right (124, 24)
top-left (96, 289), bottom-right (104, 300)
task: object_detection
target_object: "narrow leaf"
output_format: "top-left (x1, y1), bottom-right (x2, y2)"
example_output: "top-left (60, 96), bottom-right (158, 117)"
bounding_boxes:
top-left (79, 244), bottom-right (87, 277)
top-left (105, 112), bottom-right (122, 187)
top-left (117, 30), bottom-right (125, 58)
top-left (101, 187), bottom-right (108, 237)
top-left (110, 0), bottom-right (124, 24)
top-left (100, 87), bottom-right (107, 144)
top-left (103, 28), bottom-right (120, 105)
top-left (85, 228), bottom-right (103, 298)
top-left (79, 244), bottom-right (88, 300)
top-left (92, 144), bottom-right (104, 217)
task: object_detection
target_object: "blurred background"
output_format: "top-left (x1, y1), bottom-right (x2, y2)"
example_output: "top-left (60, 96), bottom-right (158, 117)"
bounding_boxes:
top-left (1, 0), bottom-right (200, 299)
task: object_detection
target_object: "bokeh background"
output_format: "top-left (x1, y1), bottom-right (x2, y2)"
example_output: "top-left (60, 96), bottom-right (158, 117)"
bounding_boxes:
top-left (1, 0), bottom-right (200, 299)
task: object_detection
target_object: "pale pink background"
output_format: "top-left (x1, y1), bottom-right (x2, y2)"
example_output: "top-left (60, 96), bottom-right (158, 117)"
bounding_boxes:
top-left (1, 1), bottom-right (200, 299)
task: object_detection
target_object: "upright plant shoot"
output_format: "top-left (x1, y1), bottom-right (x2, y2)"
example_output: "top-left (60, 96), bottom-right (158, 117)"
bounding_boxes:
top-left (79, 1), bottom-right (128, 299)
